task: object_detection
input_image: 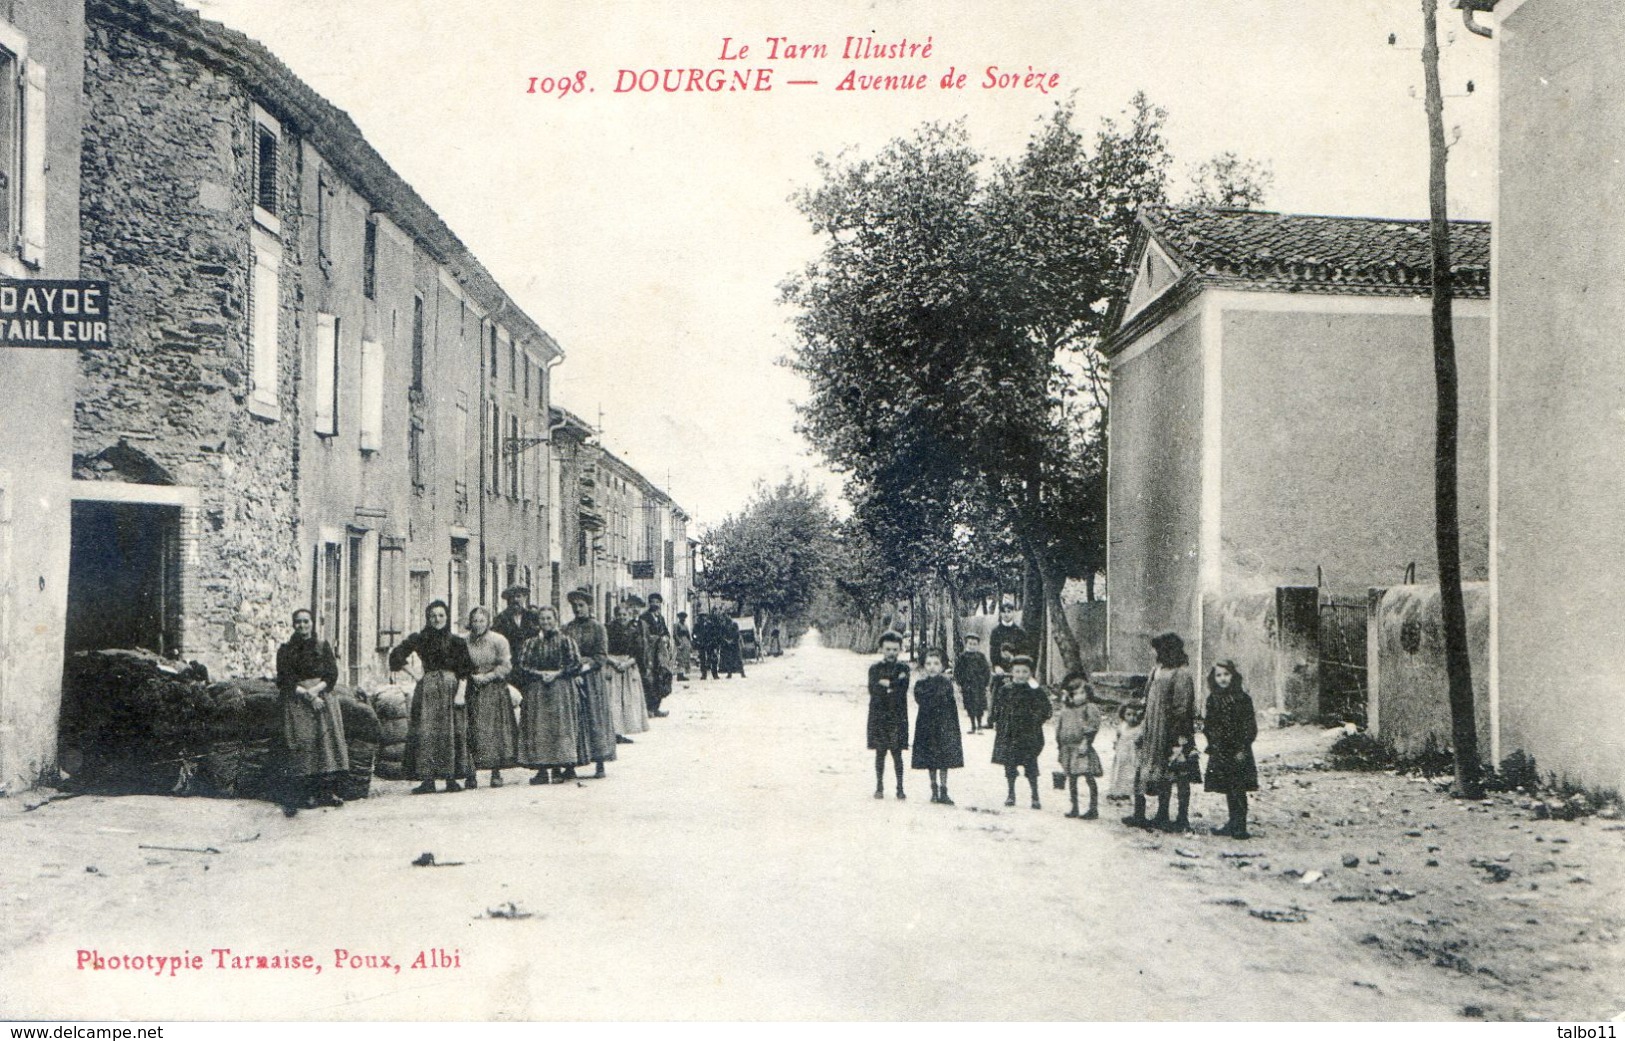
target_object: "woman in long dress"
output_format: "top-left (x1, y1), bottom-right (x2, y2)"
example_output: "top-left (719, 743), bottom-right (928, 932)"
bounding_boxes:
top-left (605, 604), bottom-right (649, 737)
top-left (1135, 631), bottom-right (1197, 832)
top-left (463, 606), bottom-right (517, 789)
top-left (275, 608), bottom-right (348, 815)
top-left (388, 600), bottom-right (475, 794)
top-left (515, 604), bottom-right (586, 784)
top-left (562, 589), bottom-right (616, 776)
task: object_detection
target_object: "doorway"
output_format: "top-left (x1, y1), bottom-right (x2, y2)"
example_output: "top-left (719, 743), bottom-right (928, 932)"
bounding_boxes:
top-left (66, 500), bottom-right (180, 655)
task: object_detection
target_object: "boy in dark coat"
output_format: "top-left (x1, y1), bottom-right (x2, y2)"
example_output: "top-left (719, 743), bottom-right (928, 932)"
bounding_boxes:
top-left (987, 602), bottom-right (1031, 730)
top-left (992, 655), bottom-right (1051, 809)
top-left (867, 631), bottom-right (911, 800)
top-left (954, 633), bottom-right (992, 733)
top-left (911, 649), bottom-right (964, 805)
top-left (1203, 658), bottom-right (1259, 839)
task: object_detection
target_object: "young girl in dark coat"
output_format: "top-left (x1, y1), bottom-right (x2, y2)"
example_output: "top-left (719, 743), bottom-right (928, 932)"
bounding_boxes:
top-left (1203, 658), bottom-right (1259, 838)
top-left (911, 649), bottom-right (964, 805)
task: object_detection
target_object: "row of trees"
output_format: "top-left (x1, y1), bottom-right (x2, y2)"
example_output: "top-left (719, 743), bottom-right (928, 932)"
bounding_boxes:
top-left (778, 93), bottom-right (1269, 671)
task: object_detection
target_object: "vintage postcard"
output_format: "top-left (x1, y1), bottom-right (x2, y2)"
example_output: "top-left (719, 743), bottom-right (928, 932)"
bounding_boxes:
top-left (0, 0), bottom-right (1620, 1027)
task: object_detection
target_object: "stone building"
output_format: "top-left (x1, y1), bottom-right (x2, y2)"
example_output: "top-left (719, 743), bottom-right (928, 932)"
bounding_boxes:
top-left (545, 408), bottom-right (693, 624)
top-left (1101, 208), bottom-right (1490, 716)
top-left (71, 0), bottom-right (561, 694)
top-left (547, 405), bottom-right (604, 613)
top-left (0, 0), bottom-right (87, 792)
top-left (1492, 0), bottom-right (1624, 793)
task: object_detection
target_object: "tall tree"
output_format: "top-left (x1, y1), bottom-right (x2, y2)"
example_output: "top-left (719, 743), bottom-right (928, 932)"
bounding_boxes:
top-left (1421, 0), bottom-right (1482, 798)
top-left (1184, 151), bottom-right (1275, 209)
top-left (783, 95), bottom-right (1172, 673)
top-left (697, 477), bottom-right (838, 629)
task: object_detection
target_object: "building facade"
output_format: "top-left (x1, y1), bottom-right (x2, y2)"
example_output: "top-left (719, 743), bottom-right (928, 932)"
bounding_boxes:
top-left (1493, 0), bottom-right (1625, 792)
top-left (1102, 209), bottom-right (1491, 713)
top-left (0, 0), bottom-right (86, 792)
top-left (547, 409), bottom-right (693, 623)
top-left (71, 0), bottom-right (560, 698)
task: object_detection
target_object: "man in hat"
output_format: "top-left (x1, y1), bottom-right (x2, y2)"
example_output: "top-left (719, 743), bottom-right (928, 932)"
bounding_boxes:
top-left (987, 600), bottom-right (1031, 730)
top-left (1129, 631), bottom-right (1197, 832)
top-left (492, 585), bottom-right (541, 655)
top-left (640, 593), bottom-right (674, 716)
top-left (564, 588), bottom-right (618, 769)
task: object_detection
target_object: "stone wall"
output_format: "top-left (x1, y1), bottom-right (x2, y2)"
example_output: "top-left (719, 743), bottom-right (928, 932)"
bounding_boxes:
top-left (1367, 582), bottom-right (1491, 759)
top-left (78, 19), bottom-right (303, 679)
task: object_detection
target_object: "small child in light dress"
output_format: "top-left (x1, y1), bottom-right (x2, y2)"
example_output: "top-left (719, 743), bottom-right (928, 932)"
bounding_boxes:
top-left (1107, 701), bottom-right (1146, 808)
top-left (1054, 672), bottom-right (1103, 819)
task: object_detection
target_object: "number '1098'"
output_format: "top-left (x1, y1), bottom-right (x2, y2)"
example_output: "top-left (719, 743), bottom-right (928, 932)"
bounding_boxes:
top-left (526, 73), bottom-right (589, 97)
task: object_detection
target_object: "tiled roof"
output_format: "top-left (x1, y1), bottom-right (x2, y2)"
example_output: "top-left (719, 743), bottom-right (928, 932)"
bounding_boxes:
top-left (1146, 208), bottom-right (1490, 298)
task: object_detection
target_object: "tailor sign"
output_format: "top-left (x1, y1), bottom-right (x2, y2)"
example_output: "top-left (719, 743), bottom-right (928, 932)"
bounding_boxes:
top-left (0, 279), bottom-right (112, 348)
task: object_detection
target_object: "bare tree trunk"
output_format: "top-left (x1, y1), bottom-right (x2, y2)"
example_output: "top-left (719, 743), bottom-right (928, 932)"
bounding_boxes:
top-left (940, 572), bottom-right (964, 658)
top-left (1422, 0), bottom-right (1483, 798)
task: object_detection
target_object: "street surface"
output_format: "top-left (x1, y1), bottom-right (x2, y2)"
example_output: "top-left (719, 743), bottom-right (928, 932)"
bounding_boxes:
top-left (3, 636), bottom-right (1621, 1021)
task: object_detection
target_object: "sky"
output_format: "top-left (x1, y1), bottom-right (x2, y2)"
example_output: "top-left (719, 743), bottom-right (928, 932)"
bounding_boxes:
top-left (190, 0), bottom-right (1500, 529)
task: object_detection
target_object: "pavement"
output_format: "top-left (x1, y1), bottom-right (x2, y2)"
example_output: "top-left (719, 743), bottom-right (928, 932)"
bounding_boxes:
top-left (2, 635), bottom-right (1621, 1021)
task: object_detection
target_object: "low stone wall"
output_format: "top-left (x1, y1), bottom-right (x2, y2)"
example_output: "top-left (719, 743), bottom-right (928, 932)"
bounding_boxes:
top-left (1368, 582), bottom-right (1492, 758)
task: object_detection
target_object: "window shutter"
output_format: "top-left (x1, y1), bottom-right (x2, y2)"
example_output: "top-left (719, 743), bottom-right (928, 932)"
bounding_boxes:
top-left (251, 244), bottom-right (280, 407)
top-left (21, 58), bottom-right (46, 267)
top-left (360, 339), bottom-right (383, 450)
top-left (315, 312), bottom-right (337, 434)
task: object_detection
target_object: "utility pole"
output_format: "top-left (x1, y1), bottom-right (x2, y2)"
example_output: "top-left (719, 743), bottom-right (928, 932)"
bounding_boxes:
top-left (1421, 0), bottom-right (1483, 798)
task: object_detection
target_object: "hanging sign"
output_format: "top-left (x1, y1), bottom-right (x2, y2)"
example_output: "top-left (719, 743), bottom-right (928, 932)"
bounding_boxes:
top-left (0, 279), bottom-right (112, 348)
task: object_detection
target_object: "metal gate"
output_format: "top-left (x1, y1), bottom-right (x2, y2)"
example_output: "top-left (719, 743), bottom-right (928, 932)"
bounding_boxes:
top-left (1318, 594), bottom-right (1368, 724)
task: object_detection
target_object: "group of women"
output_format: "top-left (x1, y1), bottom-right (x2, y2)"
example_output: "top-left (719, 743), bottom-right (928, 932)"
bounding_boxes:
top-left (275, 589), bottom-right (661, 814)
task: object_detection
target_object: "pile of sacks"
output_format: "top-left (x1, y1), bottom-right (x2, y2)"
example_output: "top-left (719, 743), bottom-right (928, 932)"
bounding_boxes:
top-left (61, 648), bottom-right (381, 801)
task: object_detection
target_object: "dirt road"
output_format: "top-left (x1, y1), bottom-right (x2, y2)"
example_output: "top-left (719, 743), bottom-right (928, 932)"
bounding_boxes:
top-left (3, 637), bottom-right (1620, 1020)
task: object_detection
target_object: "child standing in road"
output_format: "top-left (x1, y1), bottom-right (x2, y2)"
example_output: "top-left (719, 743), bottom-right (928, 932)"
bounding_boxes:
top-left (911, 649), bottom-right (965, 805)
top-left (1202, 659), bottom-right (1259, 839)
top-left (1107, 701), bottom-right (1146, 806)
top-left (867, 631), bottom-right (911, 800)
top-left (991, 655), bottom-right (1051, 809)
top-left (954, 633), bottom-right (992, 733)
top-left (1055, 671), bottom-right (1103, 819)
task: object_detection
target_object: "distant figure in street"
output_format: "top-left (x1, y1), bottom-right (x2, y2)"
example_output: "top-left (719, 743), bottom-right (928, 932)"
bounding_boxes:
top-left (693, 611), bottom-right (721, 680)
top-left (992, 655), bottom-right (1051, 809)
top-left (639, 593), bottom-right (674, 716)
top-left (515, 604), bottom-right (586, 785)
top-left (605, 602), bottom-right (649, 741)
top-left (491, 585), bottom-right (541, 656)
top-left (389, 600), bottom-right (475, 795)
top-left (911, 649), bottom-right (964, 805)
top-left (1107, 701), bottom-right (1147, 811)
top-left (1128, 632), bottom-right (1198, 833)
top-left (867, 631), bottom-right (911, 800)
top-left (463, 606), bottom-right (517, 789)
top-left (563, 589), bottom-right (615, 777)
top-left (673, 611), bottom-right (694, 681)
top-left (954, 633), bottom-right (992, 733)
top-left (766, 626), bottom-right (783, 657)
top-left (987, 601), bottom-right (1031, 729)
top-left (275, 608), bottom-right (347, 815)
top-left (718, 612), bottom-right (746, 679)
top-left (1203, 659), bottom-right (1259, 839)
top-left (1054, 671), bottom-right (1103, 820)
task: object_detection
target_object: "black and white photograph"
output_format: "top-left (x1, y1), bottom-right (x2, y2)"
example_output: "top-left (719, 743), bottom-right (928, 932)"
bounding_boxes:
top-left (0, 0), bottom-right (1621, 1026)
